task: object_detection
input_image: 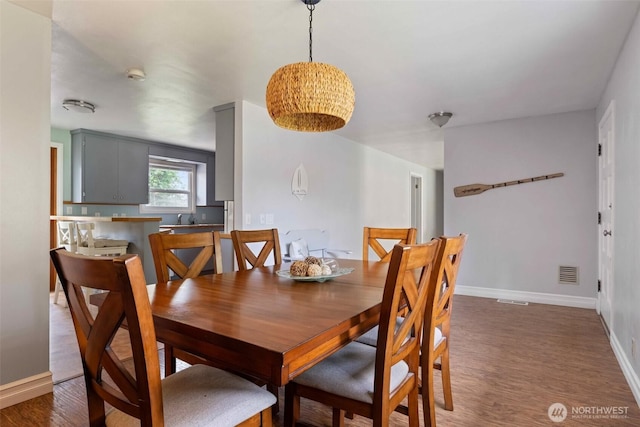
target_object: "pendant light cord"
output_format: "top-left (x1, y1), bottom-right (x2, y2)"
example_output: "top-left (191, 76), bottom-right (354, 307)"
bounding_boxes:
top-left (308, 3), bottom-right (315, 62)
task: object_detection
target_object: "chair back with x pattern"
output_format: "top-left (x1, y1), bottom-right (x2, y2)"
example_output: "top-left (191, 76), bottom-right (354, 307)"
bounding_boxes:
top-left (283, 239), bottom-right (440, 427)
top-left (148, 230), bottom-right (225, 376)
top-left (148, 230), bottom-right (223, 282)
top-left (421, 233), bottom-right (468, 427)
top-left (374, 240), bottom-right (441, 411)
top-left (363, 226), bottom-right (417, 262)
top-left (231, 228), bottom-right (282, 271)
top-left (50, 249), bottom-right (164, 425)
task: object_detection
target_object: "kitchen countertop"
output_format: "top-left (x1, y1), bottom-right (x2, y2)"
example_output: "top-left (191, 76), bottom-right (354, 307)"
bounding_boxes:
top-left (159, 223), bottom-right (224, 229)
top-left (50, 215), bottom-right (161, 222)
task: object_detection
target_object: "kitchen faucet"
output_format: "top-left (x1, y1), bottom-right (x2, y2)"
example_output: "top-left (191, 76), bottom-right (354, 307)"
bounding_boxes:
top-left (177, 214), bottom-right (182, 225)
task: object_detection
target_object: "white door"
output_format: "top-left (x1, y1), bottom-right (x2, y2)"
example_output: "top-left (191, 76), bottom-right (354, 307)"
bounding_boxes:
top-left (598, 101), bottom-right (615, 331)
top-left (411, 175), bottom-right (423, 243)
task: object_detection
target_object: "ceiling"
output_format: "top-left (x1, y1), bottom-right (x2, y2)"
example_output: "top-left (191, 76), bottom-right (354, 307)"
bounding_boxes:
top-left (50, 0), bottom-right (640, 170)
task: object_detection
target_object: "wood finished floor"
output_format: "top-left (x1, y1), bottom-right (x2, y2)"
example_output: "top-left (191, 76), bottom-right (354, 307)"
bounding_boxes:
top-left (1, 295), bottom-right (638, 426)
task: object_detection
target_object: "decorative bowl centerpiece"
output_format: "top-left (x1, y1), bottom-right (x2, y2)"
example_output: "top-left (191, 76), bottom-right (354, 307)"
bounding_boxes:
top-left (277, 256), bottom-right (353, 283)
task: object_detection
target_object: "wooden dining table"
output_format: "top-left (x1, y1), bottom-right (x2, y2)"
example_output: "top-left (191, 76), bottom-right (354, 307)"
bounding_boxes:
top-left (146, 258), bottom-right (390, 387)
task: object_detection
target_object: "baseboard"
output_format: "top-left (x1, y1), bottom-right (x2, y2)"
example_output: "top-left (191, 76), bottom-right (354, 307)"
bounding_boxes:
top-left (610, 333), bottom-right (640, 407)
top-left (455, 285), bottom-right (597, 309)
top-left (0, 371), bottom-right (53, 409)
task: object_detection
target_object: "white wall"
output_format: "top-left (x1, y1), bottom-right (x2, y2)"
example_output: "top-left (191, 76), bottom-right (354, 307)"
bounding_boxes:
top-left (596, 8), bottom-right (640, 403)
top-left (237, 101), bottom-right (439, 258)
top-left (0, 0), bottom-right (52, 399)
top-left (444, 110), bottom-right (597, 305)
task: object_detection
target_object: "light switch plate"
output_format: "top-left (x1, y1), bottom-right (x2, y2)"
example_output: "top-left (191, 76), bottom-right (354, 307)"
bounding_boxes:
top-left (65, 206), bottom-right (72, 214)
top-left (81, 206), bottom-right (87, 215)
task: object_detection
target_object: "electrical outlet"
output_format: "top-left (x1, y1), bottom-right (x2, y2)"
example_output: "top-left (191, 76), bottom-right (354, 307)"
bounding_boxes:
top-left (266, 213), bottom-right (274, 225)
top-left (632, 338), bottom-right (637, 360)
top-left (65, 206), bottom-right (72, 214)
top-left (260, 214), bottom-right (266, 224)
top-left (201, 213), bottom-right (206, 220)
top-left (245, 214), bottom-right (251, 225)
top-left (81, 206), bottom-right (87, 215)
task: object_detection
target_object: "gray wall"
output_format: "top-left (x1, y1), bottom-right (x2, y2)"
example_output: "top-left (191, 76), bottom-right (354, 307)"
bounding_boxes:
top-left (236, 101), bottom-right (441, 258)
top-left (596, 8), bottom-right (640, 402)
top-left (0, 0), bottom-right (51, 390)
top-left (444, 110), bottom-right (598, 304)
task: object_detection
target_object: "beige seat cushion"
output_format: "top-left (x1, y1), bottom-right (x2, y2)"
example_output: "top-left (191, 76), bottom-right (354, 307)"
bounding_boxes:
top-left (106, 364), bottom-right (276, 426)
top-left (81, 239), bottom-right (128, 248)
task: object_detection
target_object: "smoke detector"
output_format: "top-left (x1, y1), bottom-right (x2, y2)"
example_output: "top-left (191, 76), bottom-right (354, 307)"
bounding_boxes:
top-left (126, 68), bottom-right (146, 81)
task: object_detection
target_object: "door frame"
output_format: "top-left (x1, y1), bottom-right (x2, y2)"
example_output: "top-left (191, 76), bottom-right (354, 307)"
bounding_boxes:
top-left (50, 142), bottom-right (63, 290)
top-left (597, 100), bottom-right (615, 331)
top-left (410, 173), bottom-right (423, 243)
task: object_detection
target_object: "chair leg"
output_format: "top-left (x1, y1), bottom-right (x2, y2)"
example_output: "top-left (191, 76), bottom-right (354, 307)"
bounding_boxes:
top-left (267, 384), bottom-right (280, 415)
top-left (408, 383), bottom-right (420, 427)
top-left (422, 355), bottom-right (437, 427)
top-left (284, 383), bottom-right (300, 427)
top-left (164, 345), bottom-right (176, 377)
top-left (261, 407), bottom-right (273, 427)
top-left (53, 278), bottom-right (66, 306)
top-left (440, 347), bottom-right (453, 411)
top-left (332, 408), bottom-right (345, 427)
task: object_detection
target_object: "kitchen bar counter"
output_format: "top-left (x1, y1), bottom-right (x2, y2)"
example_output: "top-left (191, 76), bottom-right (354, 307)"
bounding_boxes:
top-left (159, 223), bottom-right (224, 230)
top-left (50, 215), bottom-right (161, 222)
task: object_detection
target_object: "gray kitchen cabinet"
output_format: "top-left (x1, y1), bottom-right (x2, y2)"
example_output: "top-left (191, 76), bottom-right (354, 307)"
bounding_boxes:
top-left (72, 130), bottom-right (149, 204)
top-left (206, 154), bottom-right (216, 205)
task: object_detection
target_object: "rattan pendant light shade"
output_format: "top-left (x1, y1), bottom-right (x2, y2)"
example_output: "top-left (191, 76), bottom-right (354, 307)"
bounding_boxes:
top-left (266, 62), bottom-right (355, 132)
top-left (266, 0), bottom-right (355, 132)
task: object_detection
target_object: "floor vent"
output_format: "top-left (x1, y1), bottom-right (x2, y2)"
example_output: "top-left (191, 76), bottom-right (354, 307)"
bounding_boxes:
top-left (497, 299), bottom-right (529, 306)
top-left (559, 265), bottom-right (579, 285)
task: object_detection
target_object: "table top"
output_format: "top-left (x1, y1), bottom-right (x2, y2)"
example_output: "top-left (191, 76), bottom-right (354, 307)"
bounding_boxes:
top-left (147, 258), bottom-right (390, 386)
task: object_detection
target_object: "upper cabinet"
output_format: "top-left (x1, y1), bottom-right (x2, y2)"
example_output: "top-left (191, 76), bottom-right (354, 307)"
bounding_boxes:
top-left (72, 130), bottom-right (149, 204)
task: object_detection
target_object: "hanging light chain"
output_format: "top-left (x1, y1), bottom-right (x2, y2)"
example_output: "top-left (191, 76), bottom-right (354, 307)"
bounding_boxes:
top-left (308, 3), bottom-right (315, 62)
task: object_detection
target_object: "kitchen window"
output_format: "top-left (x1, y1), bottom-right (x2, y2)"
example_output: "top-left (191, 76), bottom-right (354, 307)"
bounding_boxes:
top-left (140, 157), bottom-right (196, 214)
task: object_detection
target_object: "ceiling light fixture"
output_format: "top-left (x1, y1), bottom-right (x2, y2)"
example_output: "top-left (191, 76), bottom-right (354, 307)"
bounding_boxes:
top-left (62, 99), bottom-right (95, 113)
top-left (127, 68), bottom-right (146, 81)
top-left (266, 0), bottom-right (355, 132)
top-left (429, 111), bottom-right (453, 128)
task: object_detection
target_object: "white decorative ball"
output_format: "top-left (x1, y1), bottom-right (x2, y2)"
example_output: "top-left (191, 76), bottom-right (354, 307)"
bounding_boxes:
top-left (307, 264), bottom-right (323, 277)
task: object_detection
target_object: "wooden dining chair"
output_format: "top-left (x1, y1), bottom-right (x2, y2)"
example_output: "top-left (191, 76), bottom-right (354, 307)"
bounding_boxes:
top-left (363, 226), bottom-right (417, 262)
top-left (50, 248), bottom-right (275, 427)
top-left (75, 222), bottom-right (129, 256)
top-left (284, 240), bottom-right (441, 427)
top-left (231, 228), bottom-right (282, 270)
top-left (230, 228), bottom-right (283, 412)
top-left (149, 230), bottom-right (223, 282)
top-left (53, 221), bottom-right (76, 305)
top-left (355, 233), bottom-right (468, 427)
top-left (421, 233), bottom-right (467, 427)
top-left (148, 230), bottom-right (223, 376)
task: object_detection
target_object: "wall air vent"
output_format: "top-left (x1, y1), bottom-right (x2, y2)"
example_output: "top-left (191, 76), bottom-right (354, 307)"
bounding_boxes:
top-left (559, 266), bottom-right (579, 285)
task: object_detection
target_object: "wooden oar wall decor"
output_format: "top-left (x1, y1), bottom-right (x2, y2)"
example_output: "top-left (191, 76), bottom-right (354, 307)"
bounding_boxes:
top-left (454, 173), bottom-right (564, 197)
